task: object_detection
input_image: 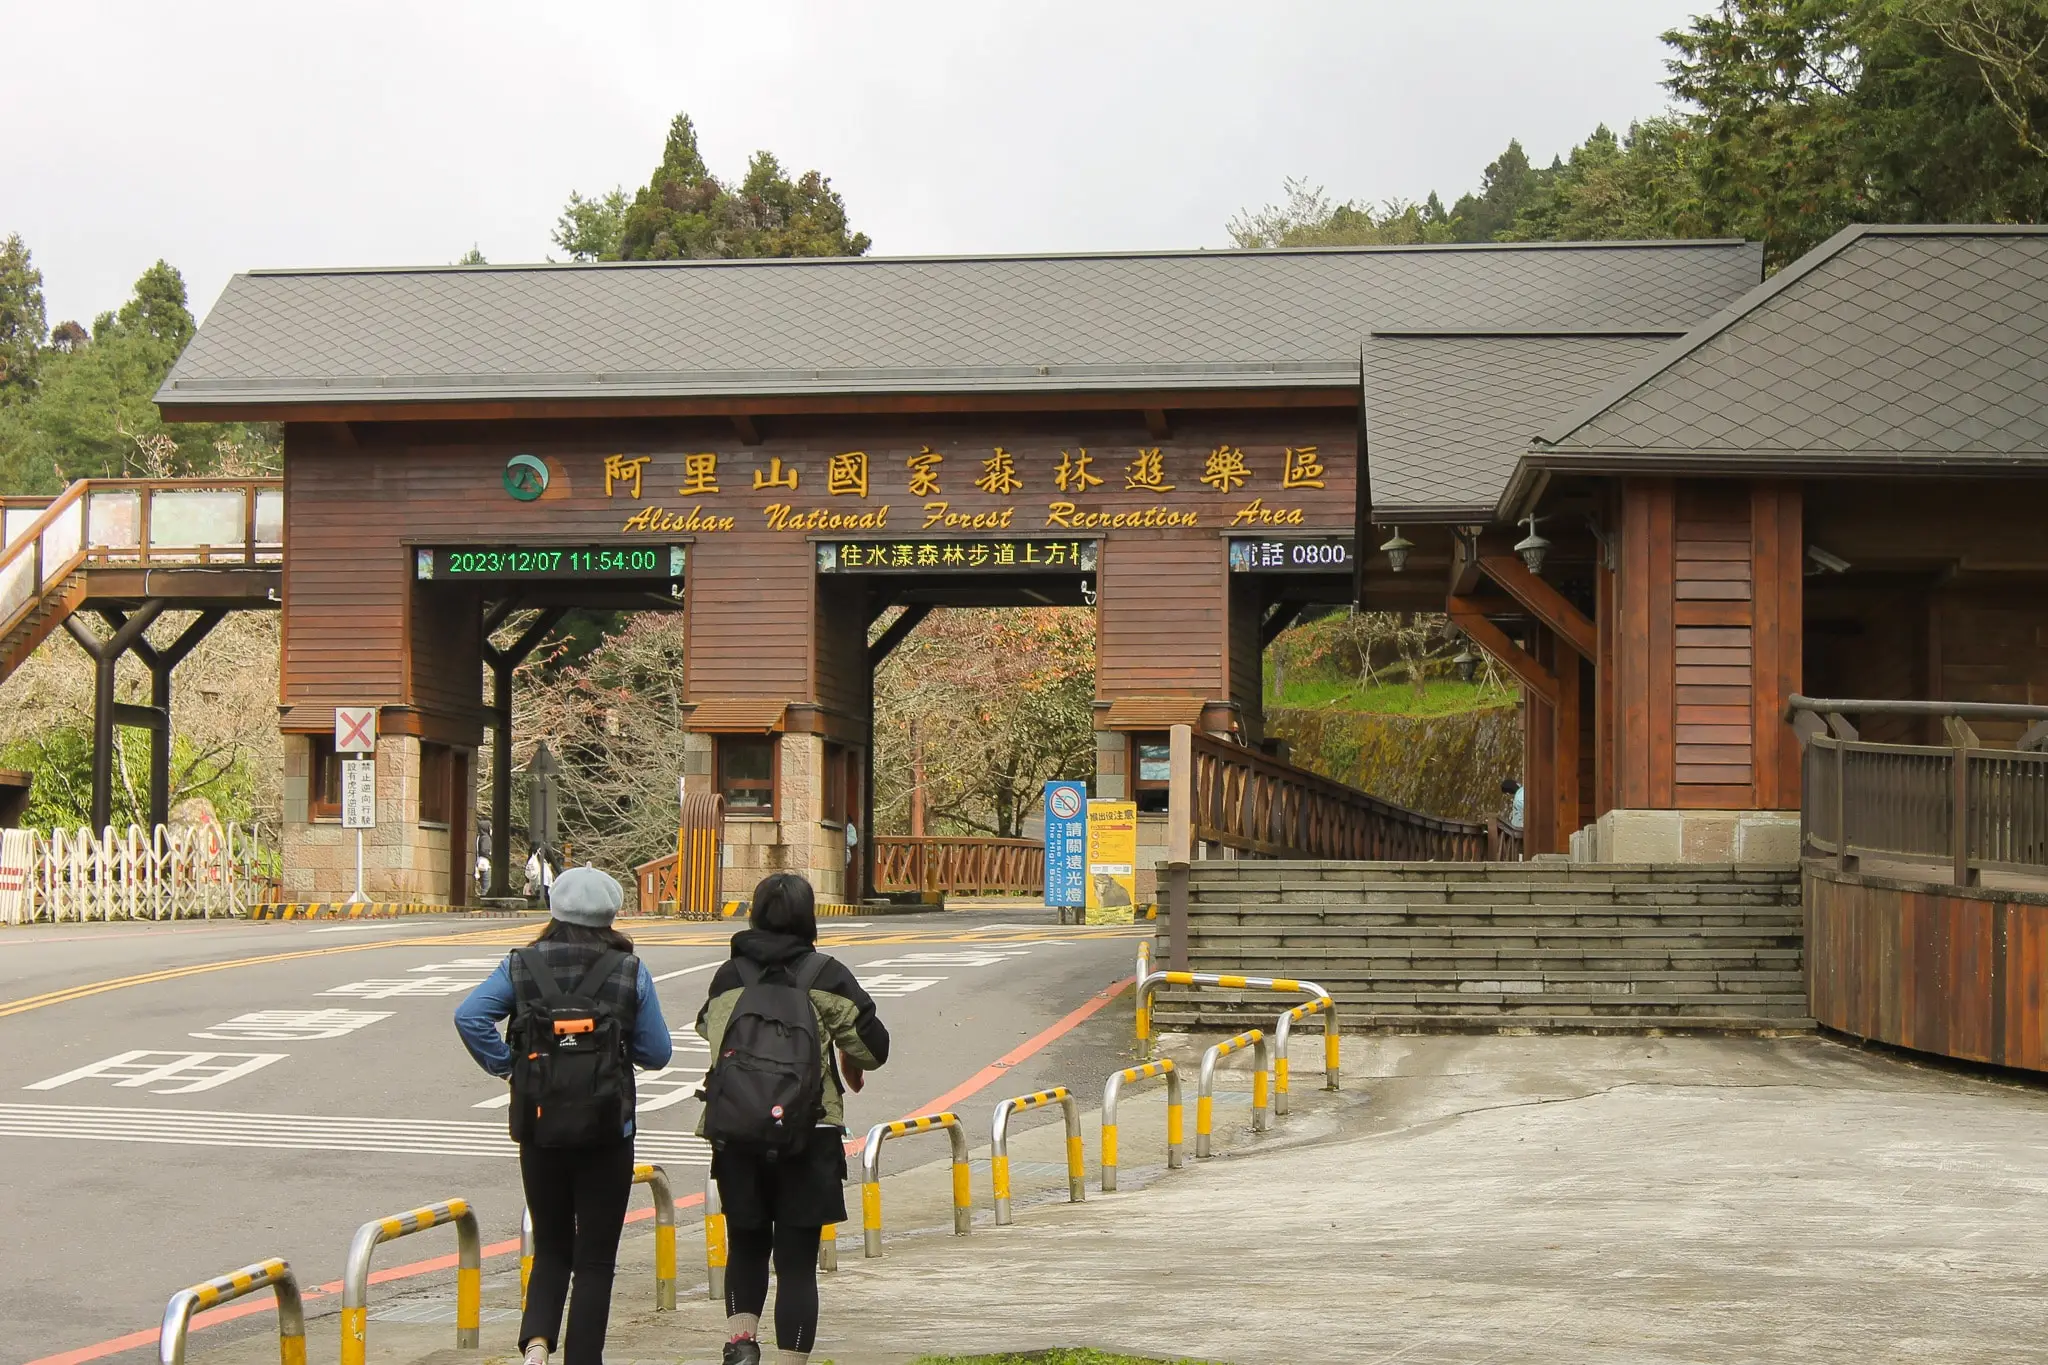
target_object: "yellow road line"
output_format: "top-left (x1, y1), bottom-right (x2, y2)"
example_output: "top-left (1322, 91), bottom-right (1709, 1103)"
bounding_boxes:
top-left (0, 925), bottom-right (513, 1021)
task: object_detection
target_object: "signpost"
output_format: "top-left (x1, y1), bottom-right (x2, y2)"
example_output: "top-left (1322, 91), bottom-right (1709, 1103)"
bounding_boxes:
top-left (1084, 799), bottom-right (1139, 925)
top-left (1042, 780), bottom-right (1087, 923)
top-left (334, 708), bottom-right (377, 905)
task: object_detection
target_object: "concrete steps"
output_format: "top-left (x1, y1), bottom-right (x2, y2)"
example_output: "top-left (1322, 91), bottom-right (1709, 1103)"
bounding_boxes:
top-left (1162, 860), bottom-right (1808, 1032)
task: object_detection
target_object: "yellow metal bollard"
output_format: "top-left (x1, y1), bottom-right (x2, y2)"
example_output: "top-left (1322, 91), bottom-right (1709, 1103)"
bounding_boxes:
top-left (1100, 1058), bottom-right (1184, 1192)
top-left (159, 1258), bottom-right (304, 1365)
top-left (1273, 995), bottom-right (1342, 1115)
top-left (819, 1223), bottom-right (837, 1273)
top-left (633, 1163), bottom-right (677, 1311)
top-left (518, 1208), bottom-right (533, 1305)
top-left (859, 1112), bottom-right (972, 1257)
top-left (990, 1086), bottom-right (1085, 1225)
top-left (340, 1199), bottom-right (480, 1365)
top-left (1136, 969), bottom-right (1331, 1060)
top-left (1196, 1027), bottom-right (1270, 1158)
top-left (704, 1173), bottom-right (728, 1303)
top-left (1135, 940), bottom-right (1153, 1045)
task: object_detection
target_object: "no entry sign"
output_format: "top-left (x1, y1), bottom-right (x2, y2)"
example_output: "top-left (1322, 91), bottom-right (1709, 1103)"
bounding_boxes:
top-left (334, 706), bottom-right (377, 754)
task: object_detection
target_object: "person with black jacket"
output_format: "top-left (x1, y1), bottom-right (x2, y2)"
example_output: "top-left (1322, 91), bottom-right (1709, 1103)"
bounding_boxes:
top-left (455, 866), bottom-right (672, 1365)
top-left (696, 873), bottom-right (889, 1365)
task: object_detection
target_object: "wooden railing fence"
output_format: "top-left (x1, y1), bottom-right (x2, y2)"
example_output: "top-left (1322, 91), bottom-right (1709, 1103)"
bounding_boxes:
top-left (1185, 728), bottom-right (1493, 862)
top-left (873, 836), bottom-right (1044, 895)
top-left (1790, 695), bottom-right (2048, 887)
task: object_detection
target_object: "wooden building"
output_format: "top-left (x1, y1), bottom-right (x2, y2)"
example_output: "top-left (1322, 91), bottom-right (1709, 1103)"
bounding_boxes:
top-left (1360, 225), bottom-right (2048, 860)
top-left (157, 241), bottom-right (1760, 904)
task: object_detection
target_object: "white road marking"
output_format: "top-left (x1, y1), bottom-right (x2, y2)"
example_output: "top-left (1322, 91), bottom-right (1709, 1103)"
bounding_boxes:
top-left (652, 962), bottom-right (720, 983)
top-left (408, 959), bottom-right (504, 973)
top-left (321, 977), bottom-right (484, 999)
top-left (855, 972), bottom-right (946, 997)
top-left (858, 950), bottom-right (1032, 969)
top-left (309, 924), bottom-right (400, 934)
top-left (0, 1103), bottom-right (711, 1161)
top-left (192, 1009), bottom-right (392, 1042)
top-left (25, 1051), bottom-right (287, 1095)
top-left (473, 1063), bottom-right (707, 1111)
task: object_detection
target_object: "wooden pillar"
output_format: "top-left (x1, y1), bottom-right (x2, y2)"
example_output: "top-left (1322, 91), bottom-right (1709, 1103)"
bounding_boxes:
top-left (1750, 482), bottom-right (1804, 808)
top-left (1616, 478), bottom-right (1677, 808)
top-left (1554, 643), bottom-right (1581, 847)
top-left (1595, 541), bottom-right (1617, 819)
top-left (1524, 628), bottom-right (1557, 855)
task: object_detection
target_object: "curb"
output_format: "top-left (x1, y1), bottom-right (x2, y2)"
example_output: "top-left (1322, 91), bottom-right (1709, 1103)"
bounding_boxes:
top-left (249, 903), bottom-right (476, 920)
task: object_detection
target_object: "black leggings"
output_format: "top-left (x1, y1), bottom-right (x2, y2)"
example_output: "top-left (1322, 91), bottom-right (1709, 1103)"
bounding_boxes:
top-left (726, 1222), bottom-right (823, 1353)
top-left (519, 1140), bottom-right (635, 1365)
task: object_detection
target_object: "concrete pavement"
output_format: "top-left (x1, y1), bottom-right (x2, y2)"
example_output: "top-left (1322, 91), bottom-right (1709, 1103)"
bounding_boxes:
top-left (194, 1028), bottom-right (2048, 1365)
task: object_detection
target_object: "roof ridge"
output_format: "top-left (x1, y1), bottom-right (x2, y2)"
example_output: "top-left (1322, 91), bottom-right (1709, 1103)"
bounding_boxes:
top-left (240, 237), bottom-right (1758, 279)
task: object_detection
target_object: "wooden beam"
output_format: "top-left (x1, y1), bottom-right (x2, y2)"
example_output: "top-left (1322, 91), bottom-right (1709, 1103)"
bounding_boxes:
top-left (730, 415), bottom-right (764, 445)
top-left (1447, 530), bottom-right (1485, 598)
top-left (1143, 408), bottom-right (1172, 439)
top-left (1261, 601), bottom-right (1307, 648)
top-left (869, 603), bottom-right (934, 669)
top-left (1478, 552), bottom-right (1597, 661)
top-left (1448, 597), bottom-right (1557, 705)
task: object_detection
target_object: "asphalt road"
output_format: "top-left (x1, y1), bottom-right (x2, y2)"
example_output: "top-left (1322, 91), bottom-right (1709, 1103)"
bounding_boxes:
top-left (0, 907), bottom-right (1142, 1361)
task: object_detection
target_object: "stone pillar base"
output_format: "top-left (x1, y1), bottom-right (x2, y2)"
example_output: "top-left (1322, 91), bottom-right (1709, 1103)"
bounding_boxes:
top-left (1571, 808), bottom-right (1801, 864)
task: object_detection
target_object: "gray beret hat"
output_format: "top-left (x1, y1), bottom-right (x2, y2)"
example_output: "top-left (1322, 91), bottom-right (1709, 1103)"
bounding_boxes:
top-left (549, 864), bottom-right (624, 927)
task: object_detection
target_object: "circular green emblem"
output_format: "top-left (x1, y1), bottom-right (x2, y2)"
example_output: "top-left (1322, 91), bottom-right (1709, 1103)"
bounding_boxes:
top-left (503, 454), bottom-right (549, 501)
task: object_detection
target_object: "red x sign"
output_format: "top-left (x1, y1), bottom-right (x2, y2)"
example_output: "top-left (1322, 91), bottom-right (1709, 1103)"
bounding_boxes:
top-left (335, 706), bottom-right (378, 754)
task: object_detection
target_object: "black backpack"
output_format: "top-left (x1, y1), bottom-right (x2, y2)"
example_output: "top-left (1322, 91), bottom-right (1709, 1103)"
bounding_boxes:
top-left (701, 954), bottom-right (829, 1155)
top-left (506, 948), bottom-right (635, 1148)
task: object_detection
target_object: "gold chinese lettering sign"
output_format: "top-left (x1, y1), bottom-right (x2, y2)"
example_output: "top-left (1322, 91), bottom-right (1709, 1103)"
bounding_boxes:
top-left (546, 436), bottom-right (1349, 537)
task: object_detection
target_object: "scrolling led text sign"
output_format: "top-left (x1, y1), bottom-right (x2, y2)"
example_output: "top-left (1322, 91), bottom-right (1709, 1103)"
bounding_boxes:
top-left (535, 443), bottom-right (1339, 536)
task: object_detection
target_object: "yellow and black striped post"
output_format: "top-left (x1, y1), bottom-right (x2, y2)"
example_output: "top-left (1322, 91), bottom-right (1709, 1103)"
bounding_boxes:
top-left (1196, 1027), bottom-right (1270, 1158)
top-left (989, 1086), bottom-right (1085, 1225)
top-left (704, 1173), bottom-right (728, 1303)
top-left (339, 1199), bottom-right (480, 1365)
top-left (1100, 1058), bottom-right (1184, 1192)
top-left (1274, 995), bottom-right (1341, 1115)
top-left (1134, 940), bottom-right (1153, 1044)
top-left (159, 1258), bottom-right (304, 1365)
top-left (1134, 969), bottom-right (1334, 1068)
top-left (859, 1111), bottom-right (972, 1257)
top-left (632, 1163), bottom-right (677, 1311)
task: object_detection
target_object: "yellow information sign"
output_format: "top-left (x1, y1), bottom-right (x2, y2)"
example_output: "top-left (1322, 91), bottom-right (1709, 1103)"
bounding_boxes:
top-left (1084, 799), bottom-right (1138, 925)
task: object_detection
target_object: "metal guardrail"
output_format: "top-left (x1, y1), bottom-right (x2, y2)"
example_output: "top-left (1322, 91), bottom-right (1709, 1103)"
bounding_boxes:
top-left (1100, 1059), bottom-right (1184, 1192)
top-left (1136, 970), bottom-right (1333, 1059)
top-left (860, 1112), bottom-right (972, 1257)
top-left (1791, 697), bottom-right (2048, 886)
top-left (1196, 1028), bottom-right (1270, 1158)
top-left (340, 1199), bottom-right (481, 1365)
top-left (159, 1257), bottom-right (304, 1365)
top-left (990, 1086), bottom-right (1085, 1225)
top-left (704, 1173), bottom-right (727, 1303)
top-left (1273, 997), bottom-right (1341, 1115)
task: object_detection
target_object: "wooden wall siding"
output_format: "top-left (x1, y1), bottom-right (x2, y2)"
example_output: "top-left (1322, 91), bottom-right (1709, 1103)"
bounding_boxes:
top-left (1804, 583), bottom-right (1931, 745)
top-left (687, 536), bottom-right (814, 702)
top-left (1673, 483), bottom-right (1755, 797)
top-left (1807, 865), bottom-right (2048, 1072)
top-left (1934, 591), bottom-right (2048, 745)
top-left (1226, 575), bottom-right (1264, 744)
top-left (812, 574), bottom-right (873, 737)
top-left (1097, 532), bottom-right (1226, 699)
top-left (408, 578), bottom-right (483, 722)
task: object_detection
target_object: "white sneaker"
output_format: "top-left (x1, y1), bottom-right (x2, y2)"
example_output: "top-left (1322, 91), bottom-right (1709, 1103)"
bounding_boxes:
top-left (524, 1342), bottom-right (548, 1365)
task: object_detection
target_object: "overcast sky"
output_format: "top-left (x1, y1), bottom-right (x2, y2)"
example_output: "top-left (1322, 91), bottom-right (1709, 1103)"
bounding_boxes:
top-left (5, 1), bottom-right (1702, 329)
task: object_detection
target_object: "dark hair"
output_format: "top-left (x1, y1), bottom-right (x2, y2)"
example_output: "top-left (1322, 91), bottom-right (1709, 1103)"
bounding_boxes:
top-left (531, 919), bottom-right (635, 953)
top-left (751, 872), bottom-right (818, 942)
top-left (1501, 779), bottom-right (1521, 794)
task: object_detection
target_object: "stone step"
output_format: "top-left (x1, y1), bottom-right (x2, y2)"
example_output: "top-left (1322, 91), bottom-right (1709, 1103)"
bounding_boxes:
top-left (1331, 1012), bottom-right (1818, 1033)
top-left (1189, 893), bottom-right (1800, 911)
top-left (1156, 989), bottom-right (1812, 1016)
top-left (1160, 973), bottom-right (1802, 998)
top-left (1181, 942), bottom-right (1804, 960)
top-left (1168, 963), bottom-right (1805, 983)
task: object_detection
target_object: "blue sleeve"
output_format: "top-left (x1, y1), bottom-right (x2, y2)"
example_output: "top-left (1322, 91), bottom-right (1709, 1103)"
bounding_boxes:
top-left (633, 962), bottom-right (674, 1070)
top-left (454, 958), bottom-right (516, 1078)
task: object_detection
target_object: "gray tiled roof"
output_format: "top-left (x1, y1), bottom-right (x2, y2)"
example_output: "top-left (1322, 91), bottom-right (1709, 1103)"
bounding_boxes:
top-left (1536, 226), bottom-right (2048, 466)
top-left (1365, 331), bottom-right (1680, 520)
top-left (157, 241), bottom-right (1761, 407)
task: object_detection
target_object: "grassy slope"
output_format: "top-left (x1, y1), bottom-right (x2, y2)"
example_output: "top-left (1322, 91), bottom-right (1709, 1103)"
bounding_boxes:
top-left (1265, 674), bottom-right (1517, 717)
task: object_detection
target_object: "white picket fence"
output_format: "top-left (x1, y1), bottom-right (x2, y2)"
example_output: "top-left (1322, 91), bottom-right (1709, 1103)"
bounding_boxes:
top-left (0, 823), bottom-right (275, 925)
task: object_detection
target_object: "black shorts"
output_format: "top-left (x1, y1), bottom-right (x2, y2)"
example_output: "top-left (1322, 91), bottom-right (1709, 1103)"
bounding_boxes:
top-left (711, 1127), bottom-right (849, 1230)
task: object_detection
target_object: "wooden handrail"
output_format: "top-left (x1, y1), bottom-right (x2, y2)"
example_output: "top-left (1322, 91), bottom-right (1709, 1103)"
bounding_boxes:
top-left (1181, 726), bottom-right (1492, 862)
top-left (1802, 730), bottom-right (2048, 886)
top-left (873, 835), bottom-right (1044, 895)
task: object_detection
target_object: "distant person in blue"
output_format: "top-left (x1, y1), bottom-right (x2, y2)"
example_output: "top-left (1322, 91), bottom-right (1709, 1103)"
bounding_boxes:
top-left (455, 866), bottom-right (672, 1365)
top-left (1501, 778), bottom-right (1525, 834)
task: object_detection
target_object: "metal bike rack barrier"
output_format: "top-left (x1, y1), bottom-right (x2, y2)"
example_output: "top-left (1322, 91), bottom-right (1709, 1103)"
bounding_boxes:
top-left (1100, 1058), bottom-right (1183, 1192)
top-left (160, 1257), bottom-right (305, 1365)
top-left (634, 1162), bottom-right (678, 1311)
top-left (340, 1199), bottom-right (481, 1365)
top-left (703, 1172), bottom-right (727, 1303)
top-left (1196, 1027), bottom-right (1270, 1157)
top-left (1135, 969), bottom-right (1333, 1061)
top-left (1273, 996), bottom-right (1341, 1115)
top-left (859, 1112), bottom-right (972, 1257)
top-left (990, 1086), bottom-right (1085, 1225)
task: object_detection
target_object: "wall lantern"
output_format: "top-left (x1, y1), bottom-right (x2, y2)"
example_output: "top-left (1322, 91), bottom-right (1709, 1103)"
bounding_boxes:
top-left (1454, 644), bottom-right (1479, 683)
top-left (1513, 515), bottom-right (1550, 575)
top-left (1378, 527), bottom-right (1414, 573)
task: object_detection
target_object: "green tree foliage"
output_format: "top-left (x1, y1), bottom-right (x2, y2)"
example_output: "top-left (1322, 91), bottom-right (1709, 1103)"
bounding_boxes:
top-left (0, 724), bottom-right (254, 834)
top-left (1237, 2), bottom-right (2048, 271)
top-left (0, 234), bottom-right (47, 402)
top-left (1228, 179), bottom-right (1458, 247)
top-left (0, 255), bottom-right (277, 491)
top-left (555, 113), bottom-right (870, 262)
